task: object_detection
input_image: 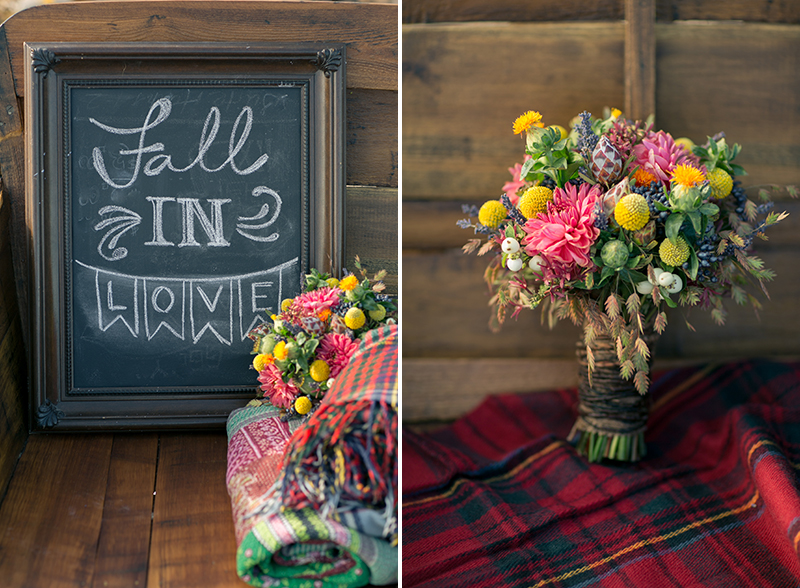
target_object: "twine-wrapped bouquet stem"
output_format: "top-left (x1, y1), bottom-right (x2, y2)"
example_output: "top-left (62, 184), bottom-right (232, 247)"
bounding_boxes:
top-left (567, 328), bottom-right (658, 463)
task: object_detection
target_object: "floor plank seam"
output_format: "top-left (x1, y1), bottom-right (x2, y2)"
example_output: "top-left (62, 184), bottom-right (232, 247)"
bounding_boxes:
top-left (145, 434), bottom-right (161, 588)
top-left (0, 433), bottom-right (28, 506)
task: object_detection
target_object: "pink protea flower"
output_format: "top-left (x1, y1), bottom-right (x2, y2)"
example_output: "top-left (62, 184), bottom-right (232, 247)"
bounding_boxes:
top-left (258, 362), bottom-right (299, 409)
top-left (632, 130), bottom-right (700, 185)
top-left (502, 155), bottom-right (532, 205)
top-left (317, 332), bottom-right (358, 378)
top-left (523, 183), bottom-right (601, 277)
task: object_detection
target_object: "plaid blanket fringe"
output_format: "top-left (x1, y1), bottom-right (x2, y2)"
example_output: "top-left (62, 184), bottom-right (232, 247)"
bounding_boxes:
top-left (271, 324), bottom-right (399, 544)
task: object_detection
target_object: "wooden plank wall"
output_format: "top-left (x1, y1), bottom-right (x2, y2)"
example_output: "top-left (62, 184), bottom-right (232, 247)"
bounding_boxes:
top-left (403, 0), bottom-right (800, 422)
top-left (0, 1), bottom-right (396, 490)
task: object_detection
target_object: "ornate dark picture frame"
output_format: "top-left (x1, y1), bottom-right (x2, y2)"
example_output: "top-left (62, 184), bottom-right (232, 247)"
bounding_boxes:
top-left (24, 43), bottom-right (345, 431)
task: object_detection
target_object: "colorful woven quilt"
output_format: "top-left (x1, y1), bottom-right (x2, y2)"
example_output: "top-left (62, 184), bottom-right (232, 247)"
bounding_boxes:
top-left (227, 324), bottom-right (398, 587)
top-left (403, 360), bottom-right (800, 587)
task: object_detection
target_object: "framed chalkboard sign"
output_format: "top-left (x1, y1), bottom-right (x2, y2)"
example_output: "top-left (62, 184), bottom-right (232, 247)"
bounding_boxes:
top-left (24, 43), bottom-right (345, 430)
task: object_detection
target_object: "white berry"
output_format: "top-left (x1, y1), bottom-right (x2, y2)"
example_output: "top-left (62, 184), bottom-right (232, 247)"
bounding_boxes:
top-left (528, 255), bottom-right (544, 272)
top-left (648, 267), bottom-right (665, 285)
top-left (636, 281), bottom-right (654, 295)
top-left (657, 272), bottom-right (675, 287)
top-left (507, 257), bottom-right (524, 272)
top-left (666, 274), bottom-right (683, 294)
top-left (501, 237), bottom-right (520, 254)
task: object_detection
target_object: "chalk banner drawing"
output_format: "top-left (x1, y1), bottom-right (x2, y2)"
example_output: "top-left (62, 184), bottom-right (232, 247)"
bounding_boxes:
top-left (68, 85), bottom-right (307, 391)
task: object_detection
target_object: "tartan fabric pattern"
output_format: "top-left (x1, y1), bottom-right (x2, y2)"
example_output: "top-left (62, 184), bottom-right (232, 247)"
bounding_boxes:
top-left (403, 360), bottom-right (800, 587)
top-left (277, 323), bottom-right (398, 542)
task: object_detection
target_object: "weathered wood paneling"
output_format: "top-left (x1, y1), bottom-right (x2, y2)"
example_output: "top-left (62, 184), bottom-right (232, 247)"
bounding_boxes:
top-left (403, 0), bottom-right (623, 24)
top-left (403, 246), bottom-right (800, 360)
top-left (347, 89), bottom-right (398, 188)
top-left (656, 22), bottom-right (800, 188)
top-left (656, 0), bottom-right (800, 23)
top-left (403, 22), bottom-right (625, 200)
top-left (0, 192), bottom-right (25, 499)
top-left (403, 0), bottom-right (800, 24)
top-left (2, 2), bottom-right (397, 96)
top-left (346, 186), bottom-right (399, 294)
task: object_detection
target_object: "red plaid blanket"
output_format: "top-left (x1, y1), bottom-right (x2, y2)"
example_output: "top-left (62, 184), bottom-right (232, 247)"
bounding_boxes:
top-left (403, 360), bottom-right (800, 587)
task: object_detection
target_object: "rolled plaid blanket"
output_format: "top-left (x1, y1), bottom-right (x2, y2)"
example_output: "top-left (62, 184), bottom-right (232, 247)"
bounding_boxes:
top-left (226, 324), bottom-right (398, 587)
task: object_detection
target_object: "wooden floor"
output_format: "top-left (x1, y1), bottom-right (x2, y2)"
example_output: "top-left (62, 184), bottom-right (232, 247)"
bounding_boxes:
top-left (0, 432), bottom-right (393, 587)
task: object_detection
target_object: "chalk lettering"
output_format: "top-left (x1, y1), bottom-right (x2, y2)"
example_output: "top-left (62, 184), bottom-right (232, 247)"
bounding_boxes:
top-left (89, 97), bottom-right (270, 189)
top-left (177, 198), bottom-right (232, 247)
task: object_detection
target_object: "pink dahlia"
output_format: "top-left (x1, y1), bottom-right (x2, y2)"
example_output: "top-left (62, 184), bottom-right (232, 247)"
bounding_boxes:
top-left (502, 155), bottom-right (532, 205)
top-left (523, 183), bottom-right (601, 279)
top-left (632, 130), bottom-right (700, 185)
top-left (257, 362), bottom-right (299, 409)
top-left (317, 332), bottom-right (358, 378)
top-left (292, 286), bottom-right (341, 315)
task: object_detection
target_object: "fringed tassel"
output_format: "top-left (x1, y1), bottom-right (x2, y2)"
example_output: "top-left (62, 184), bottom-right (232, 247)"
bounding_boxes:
top-left (278, 399), bottom-right (398, 539)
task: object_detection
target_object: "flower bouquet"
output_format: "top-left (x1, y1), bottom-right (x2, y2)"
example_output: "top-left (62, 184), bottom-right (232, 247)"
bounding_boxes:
top-left (459, 108), bottom-right (794, 462)
top-left (247, 257), bottom-right (397, 419)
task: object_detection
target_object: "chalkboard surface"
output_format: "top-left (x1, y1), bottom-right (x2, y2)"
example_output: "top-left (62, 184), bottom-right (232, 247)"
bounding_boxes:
top-left (69, 84), bottom-right (305, 390)
top-left (25, 43), bottom-right (345, 429)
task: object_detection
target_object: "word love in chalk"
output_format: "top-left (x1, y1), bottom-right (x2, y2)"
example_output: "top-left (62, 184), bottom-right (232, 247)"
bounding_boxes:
top-left (90, 97), bottom-right (270, 189)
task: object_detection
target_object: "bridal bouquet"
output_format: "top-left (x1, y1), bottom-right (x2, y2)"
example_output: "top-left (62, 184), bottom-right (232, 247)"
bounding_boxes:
top-left (247, 258), bottom-right (396, 419)
top-left (458, 108), bottom-right (793, 460)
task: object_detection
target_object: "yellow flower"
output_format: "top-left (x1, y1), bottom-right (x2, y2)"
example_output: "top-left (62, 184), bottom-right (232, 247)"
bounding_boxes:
top-left (611, 108), bottom-right (622, 119)
top-left (707, 168), bottom-right (733, 199)
top-left (369, 304), bottom-right (387, 321)
top-left (659, 235), bottom-right (690, 266)
top-left (252, 353), bottom-right (274, 372)
top-left (340, 275), bottom-right (359, 291)
top-left (478, 200), bottom-right (506, 228)
top-left (326, 277), bottom-right (340, 288)
top-left (513, 110), bottom-right (544, 135)
top-left (273, 340), bottom-right (288, 360)
top-left (280, 298), bottom-right (294, 311)
top-left (344, 307), bottom-right (366, 330)
top-left (671, 164), bottom-right (705, 188)
top-left (518, 186), bottom-right (553, 218)
top-left (309, 359), bottom-right (330, 382)
top-left (614, 193), bottom-right (650, 231)
top-left (294, 396), bottom-right (312, 415)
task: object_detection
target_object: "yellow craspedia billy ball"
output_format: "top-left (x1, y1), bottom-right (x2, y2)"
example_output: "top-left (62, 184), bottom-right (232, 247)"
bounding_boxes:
top-left (614, 193), bottom-right (650, 231)
top-left (280, 298), bottom-right (294, 311)
top-left (309, 359), bottom-right (330, 382)
top-left (517, 186), bottom-right (554, 219)
top-left (369, 304), bottom-right (387, 321)
top-left (344, 307), bottom-right (366, 330)
top-left (252, 353), bottom-right (272, 373)
top-left (707, 168), bottom-right (733, 200)
top-left (294, 396), bottom-right (312, 415)
top-left (659, 235), bottom-right (691, 267)
top-left (674, 137), bottom-right (695, 153)
top-left (478, 200), bottom-right (507, 229)
top-left (326, 277), bottom-right (340, 288)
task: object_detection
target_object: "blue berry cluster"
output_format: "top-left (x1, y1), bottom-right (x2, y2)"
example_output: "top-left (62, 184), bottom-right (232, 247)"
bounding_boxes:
top-left (693, 235), bottom-right (723, 283)
top-left (632, 181), bottom-right (669, 221)
top-left (332, 300), bottom-right (354, 316)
